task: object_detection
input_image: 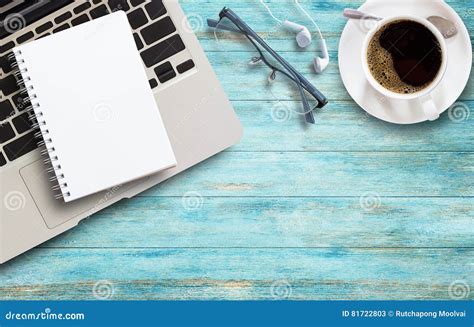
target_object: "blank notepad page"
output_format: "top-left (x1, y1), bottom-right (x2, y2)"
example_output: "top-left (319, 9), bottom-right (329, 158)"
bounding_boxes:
top-left (14, 12), bottom-right (176, 202)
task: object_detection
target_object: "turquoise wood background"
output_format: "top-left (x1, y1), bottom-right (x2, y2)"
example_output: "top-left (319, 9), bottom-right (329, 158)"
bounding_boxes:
top-left (1, 0), bottom-right (473, 300)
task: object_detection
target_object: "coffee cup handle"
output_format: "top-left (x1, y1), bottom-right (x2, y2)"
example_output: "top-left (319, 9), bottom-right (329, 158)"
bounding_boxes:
top-left (421, 95), bottom-right (440, 121)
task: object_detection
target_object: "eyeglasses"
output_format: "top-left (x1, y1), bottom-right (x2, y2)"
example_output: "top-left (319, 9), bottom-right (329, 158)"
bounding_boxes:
top-left (207, 7), bottom-right (328, 124)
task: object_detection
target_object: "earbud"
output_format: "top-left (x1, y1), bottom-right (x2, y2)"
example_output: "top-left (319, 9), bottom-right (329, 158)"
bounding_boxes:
top-left (283, 20), bottom-right (312, 48)
top-left (313, 38), bottom-right (329, 73)
top-left (260, 0), bottom-right (329, 73)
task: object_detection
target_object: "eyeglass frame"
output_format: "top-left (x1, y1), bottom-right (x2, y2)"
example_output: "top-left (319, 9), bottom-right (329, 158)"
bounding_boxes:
top-left (207, 7), bottom-right (328, 124)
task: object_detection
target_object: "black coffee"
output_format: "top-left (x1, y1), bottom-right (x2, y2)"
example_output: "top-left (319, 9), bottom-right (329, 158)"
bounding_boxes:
top-left (367, 20), bottom-right (443, 94)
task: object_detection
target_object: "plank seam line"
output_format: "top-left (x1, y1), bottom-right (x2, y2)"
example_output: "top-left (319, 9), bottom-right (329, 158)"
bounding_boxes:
top-left (134, 196), bottom-right (474, 199)
top-left (37, 247), bottom-right (474, 250)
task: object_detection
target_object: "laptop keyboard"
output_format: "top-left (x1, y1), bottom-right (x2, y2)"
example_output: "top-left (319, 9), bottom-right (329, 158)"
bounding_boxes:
top-left (0, 0), bottom-right (196, 167)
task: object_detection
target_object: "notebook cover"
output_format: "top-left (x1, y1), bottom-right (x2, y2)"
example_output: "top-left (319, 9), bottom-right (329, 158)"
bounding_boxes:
top-left (14, 12), bottom-right (176, 202)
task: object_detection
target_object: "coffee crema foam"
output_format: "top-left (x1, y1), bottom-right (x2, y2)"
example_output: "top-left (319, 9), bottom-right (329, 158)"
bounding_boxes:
top-left (367, 20), bottom-right (442, 95)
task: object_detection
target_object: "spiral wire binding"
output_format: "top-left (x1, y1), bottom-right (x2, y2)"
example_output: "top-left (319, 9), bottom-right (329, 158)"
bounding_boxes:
top-left (10, 50), bottom-right (71, 200)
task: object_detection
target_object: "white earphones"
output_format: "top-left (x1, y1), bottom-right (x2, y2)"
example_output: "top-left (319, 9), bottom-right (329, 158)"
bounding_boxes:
top-left (283, 20), bottom-right (312, 48)
top-left (260, 0), bottom-right (329, 73)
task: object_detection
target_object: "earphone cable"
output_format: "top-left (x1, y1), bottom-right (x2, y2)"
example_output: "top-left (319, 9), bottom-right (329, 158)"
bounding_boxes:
top-left (259, 0), bottom-right (283, 24)
top-left (294, 0), bottom-right (323, 40)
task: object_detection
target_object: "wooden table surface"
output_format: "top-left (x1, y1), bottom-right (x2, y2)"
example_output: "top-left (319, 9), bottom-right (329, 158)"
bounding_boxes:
top-left (1, 0), bottom-right (473, 300)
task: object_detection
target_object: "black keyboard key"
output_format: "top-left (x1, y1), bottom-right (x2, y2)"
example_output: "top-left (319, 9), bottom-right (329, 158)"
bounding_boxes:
top-left (141, 34), bottom-right (185, 68)
top-left (90, 4), bottom-right (110, 19)
top-left (108, 0), bottom-right (130, 12)
top-left (72, 14), bottom-right (90, 26)
top-left (12, 93), bottom-right (29, 111)
top-left (141, 16), bottom-right (175, 45)
top-left (0, 100), bottom-right (15, 121)
top-left (145, 1), bottom-right (166, 19)
top-left (4, 131), bottom-right (37, 161)
top-left (74, 2), bottom-right (92, 14)
top-left (131, 0), bottom-right (145, 6)
top-left (0, 75), bottom-right (20, 96)
top-left (0, 0), bottom-right (74, 39)
top-left (53, 24), bottom-right (70, 33)
top-left (0, 122), bottom-right (15, 144)
top-left (0, 41), bottom-right (15, 54)
top-left (177, 59), bottom-right (195, 74)
top-left (156, 68), bottom-right (176, 84)
top-left (38, 33), bottom-right (51, 39)
top-left (0, 53), bottom-right (13, 74)
top-left (154, 61), bottom-right (172, 75)
top-left (17, 31), bottom-right (34, 44)
top-left (0, 152), bottom-right (6, 166)
top-left (155, 62), bottom-right (176, 83)
top-left (12, 113), bottom-right (33, 134)
top-left (92, 0), bottom-right (101, 4)
top-left (149, 78), bottom-right (158, 89)
top-left (128, 8), bottom-right (148, 29)
top-left (54, 11), bottom-right (72, 24)
top-left (36, 21), bottom-right (53, 34)
top-left (133, 33), bottom-right (143, 50)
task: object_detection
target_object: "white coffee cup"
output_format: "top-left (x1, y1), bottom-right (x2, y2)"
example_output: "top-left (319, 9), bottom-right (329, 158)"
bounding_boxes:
top-left (361, 15), bottom-right (448, 121)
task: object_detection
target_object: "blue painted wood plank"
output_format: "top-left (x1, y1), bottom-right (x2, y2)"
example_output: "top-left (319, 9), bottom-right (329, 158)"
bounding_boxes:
top-left (0, 248), bottom-right (471, 300)
top-left (228, 101), bottom-right (474, 152)
top-left (36, 197), bottom-right (474, 248)
top-left (139, 152), bottom-right (473, 197)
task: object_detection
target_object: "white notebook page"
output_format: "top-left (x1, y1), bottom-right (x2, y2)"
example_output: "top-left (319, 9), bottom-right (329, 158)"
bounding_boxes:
top-left (15, 12), bottom-right (176, 202)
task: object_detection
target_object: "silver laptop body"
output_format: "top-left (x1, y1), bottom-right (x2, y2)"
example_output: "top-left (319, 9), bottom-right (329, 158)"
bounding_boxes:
top-left (0, 0), bottom-right (242, 263)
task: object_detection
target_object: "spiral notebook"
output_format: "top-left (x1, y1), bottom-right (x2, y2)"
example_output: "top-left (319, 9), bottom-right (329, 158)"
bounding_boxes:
top-left (11, 12), bottom-right (176, 202)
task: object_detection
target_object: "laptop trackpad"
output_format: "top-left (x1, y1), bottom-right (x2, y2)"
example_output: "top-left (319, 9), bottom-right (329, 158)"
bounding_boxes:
top-left (20, 159), bottom-right (138, 229)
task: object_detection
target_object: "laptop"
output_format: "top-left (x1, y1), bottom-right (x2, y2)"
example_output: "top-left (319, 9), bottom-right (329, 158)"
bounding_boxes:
top-left (0, 0), bottom-right (243, 263)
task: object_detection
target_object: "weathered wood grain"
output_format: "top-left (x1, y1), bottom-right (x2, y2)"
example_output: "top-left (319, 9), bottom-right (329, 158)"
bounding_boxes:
top-left (37, 197), bottom-right (474, 248)
top-left (0, 248), bottom-right (471, 300)
top-left (229, 101), bottom-right (474, 152)
top-left (138, 152), bottom-right (473, 197)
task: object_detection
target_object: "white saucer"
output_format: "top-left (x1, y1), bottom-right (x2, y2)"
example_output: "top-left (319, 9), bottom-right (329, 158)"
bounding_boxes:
top-left (338, 0), bottom-right (472, 124)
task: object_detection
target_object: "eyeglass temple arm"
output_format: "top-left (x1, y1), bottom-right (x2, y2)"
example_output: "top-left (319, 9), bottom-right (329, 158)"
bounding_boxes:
top-left (207, 19), bottom-right (242, 33)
